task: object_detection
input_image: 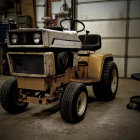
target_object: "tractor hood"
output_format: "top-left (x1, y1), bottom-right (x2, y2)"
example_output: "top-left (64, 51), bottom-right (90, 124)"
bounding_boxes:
top-left (7, 28), bottom-right (82, 49)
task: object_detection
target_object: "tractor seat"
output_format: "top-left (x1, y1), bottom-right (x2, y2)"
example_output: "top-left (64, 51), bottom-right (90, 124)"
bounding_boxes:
top-left (78, 34), bottom-right (101, 51)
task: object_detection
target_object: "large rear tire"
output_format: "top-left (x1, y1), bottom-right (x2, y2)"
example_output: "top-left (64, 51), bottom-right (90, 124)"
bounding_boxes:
top-left (0, 77), bottom-right (28, 113)
top-left (60, 82), bottom-right (88, 123)
top-left (93, 61), bottom-right (119, 101)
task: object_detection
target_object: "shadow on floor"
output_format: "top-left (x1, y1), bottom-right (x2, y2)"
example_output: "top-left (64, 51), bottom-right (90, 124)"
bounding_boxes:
top-left (31, 104), bottom-right (60, 118)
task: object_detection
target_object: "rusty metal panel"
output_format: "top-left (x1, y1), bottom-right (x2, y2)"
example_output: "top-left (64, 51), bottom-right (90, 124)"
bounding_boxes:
top-left (7, 52), bottom-right (55, 77)
top-left (77, 1), bottom-right (127, 20)
top-left (17, 77), bottom-right (46, 91)
top-left (127, 58), bottom-right (140, 78)
top-left (88, 54), bottom-right (112, 81)
top-left (44, 52), bottom-right (55, 76)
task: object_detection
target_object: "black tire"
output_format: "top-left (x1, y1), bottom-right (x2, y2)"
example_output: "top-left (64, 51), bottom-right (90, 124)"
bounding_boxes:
top-left (57, 52), bottom-right (69, 73)
top-left (0, 77), bottom-right (28, 113)
top-left (60, 82), bottom-right (88, 123)
top-left (93, 61), bottom-right (119, 101)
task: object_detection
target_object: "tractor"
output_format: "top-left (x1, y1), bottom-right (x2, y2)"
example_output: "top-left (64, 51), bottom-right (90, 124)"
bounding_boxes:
top-left (0, 19), bottom-right (119, 123)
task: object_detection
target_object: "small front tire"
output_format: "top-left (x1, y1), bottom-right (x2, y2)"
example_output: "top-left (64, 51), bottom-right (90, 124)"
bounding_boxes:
top-left (0, 77), bottom-right (28, 113)
top-left (60, 82), bottom-right (88, 123)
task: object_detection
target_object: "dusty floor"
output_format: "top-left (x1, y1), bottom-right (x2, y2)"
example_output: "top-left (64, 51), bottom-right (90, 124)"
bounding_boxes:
top-left (0, 76), bottom-right (140, 140)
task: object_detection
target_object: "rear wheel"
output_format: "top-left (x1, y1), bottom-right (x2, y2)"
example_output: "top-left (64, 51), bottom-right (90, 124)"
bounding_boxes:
top-left (93, 61), bottom-right (119, 101)
top-left (60, 82), bottom-right (88, 123)
top-left (0, 77), bottom-right (28, 113)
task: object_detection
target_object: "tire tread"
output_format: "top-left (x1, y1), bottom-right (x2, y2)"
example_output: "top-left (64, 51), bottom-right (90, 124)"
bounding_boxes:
top-left (60, 82), bottom-right (87, 123)
top-left (93, 61), bottom-right (118, 101)
top-left (0, 77), bottom-right (28, 113)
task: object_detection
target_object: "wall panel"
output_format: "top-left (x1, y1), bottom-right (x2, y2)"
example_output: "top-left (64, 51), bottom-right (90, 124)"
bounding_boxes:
top-left (76, 0), bottom-right (140, 78)
top-left (130, 0), bottom-right (140, 18)
top-left (78, 21), bottom-right (126, 37)
top-left (114, 58), bottom-right (125, 77)
top-left (78, 1), bottom-right (127, 20)
top-left (96, 39), bottom-right (125, 56)
top-left (129, 20), bottom-right (140, 37)
top-left (127, 58), bottom-right (140, 77)
top-left (128, 39), bottom-right (140, 56)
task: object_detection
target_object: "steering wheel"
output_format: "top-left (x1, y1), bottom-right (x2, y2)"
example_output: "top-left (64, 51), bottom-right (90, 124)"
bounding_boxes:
top-left (60, 18), bottom-right (85, 33)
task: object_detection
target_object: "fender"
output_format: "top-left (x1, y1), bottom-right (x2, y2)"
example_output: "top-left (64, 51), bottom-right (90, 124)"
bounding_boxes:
top-left (88, 53), bottom-right (113, 82)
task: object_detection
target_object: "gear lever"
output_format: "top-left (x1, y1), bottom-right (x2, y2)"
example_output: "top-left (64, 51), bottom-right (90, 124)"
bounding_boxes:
top-left (83, 30), bottom-right (90, 46)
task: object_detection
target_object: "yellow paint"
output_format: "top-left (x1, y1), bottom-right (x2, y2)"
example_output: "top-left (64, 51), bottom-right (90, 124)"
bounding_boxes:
top-left (17, 77), bottom-right (46, 91)
top-left (88, 54), bottom-right (113, 81)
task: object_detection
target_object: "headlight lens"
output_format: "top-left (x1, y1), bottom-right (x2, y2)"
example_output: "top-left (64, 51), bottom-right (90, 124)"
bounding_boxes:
top-left (33, 33), bottom-right (41, 44)
top-left (11, 34), bottom-right (18, 44)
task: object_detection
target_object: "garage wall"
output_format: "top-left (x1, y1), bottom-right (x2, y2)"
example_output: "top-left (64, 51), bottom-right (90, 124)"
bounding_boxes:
top-left (37, 0), bottom-right (72, 27)
top-left (52, 0), bottom-right (71, 14)
top-left (76, 0), bottom-right (140, 78)
top-left (128, 0), bottom-right (140, 77)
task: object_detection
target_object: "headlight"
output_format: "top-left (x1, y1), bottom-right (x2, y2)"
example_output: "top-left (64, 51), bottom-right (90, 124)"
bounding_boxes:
top-left (33, 33), bottom-right (41, 44)
top-left (11, 34), bottom-right (18, 44)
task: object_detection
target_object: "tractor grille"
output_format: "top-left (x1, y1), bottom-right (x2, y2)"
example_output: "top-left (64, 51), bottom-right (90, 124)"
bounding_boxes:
top-left (9, 54), bottom-right (44, 74)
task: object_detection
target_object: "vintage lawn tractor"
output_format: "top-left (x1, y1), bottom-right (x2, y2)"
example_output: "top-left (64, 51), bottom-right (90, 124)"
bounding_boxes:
top-left (0, 19), bottom-right (119, 123)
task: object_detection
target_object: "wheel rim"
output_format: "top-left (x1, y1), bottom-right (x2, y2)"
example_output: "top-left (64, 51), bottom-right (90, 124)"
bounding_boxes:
top-left (77, 92), bottom-right (87, 116)
top-left (111, 69), bottom-right (118, 93)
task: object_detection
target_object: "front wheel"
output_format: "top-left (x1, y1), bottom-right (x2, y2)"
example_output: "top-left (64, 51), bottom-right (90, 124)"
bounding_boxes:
top-left (93, 61), bottom-right (119, 101)
top-left (0, 77), bottom-right (28, 113)
top-left (60, 82), bottom-right (88, 123)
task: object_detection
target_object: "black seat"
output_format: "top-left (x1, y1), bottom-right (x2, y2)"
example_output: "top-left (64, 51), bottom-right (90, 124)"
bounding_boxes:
top-left (78, 34), bottom-right (101, 51)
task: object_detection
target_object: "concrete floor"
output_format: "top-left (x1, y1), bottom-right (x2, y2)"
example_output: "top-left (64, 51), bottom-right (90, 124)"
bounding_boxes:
top-left (0, 76), bottom-right (140, 140)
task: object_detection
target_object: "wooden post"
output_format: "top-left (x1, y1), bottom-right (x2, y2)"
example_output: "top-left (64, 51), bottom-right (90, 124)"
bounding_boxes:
top-left (47, 0), bottom-right (52, 17)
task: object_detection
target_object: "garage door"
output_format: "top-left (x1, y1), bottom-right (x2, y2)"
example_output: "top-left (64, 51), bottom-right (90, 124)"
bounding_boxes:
top-left (76, 0), bottom-right (140, 78)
